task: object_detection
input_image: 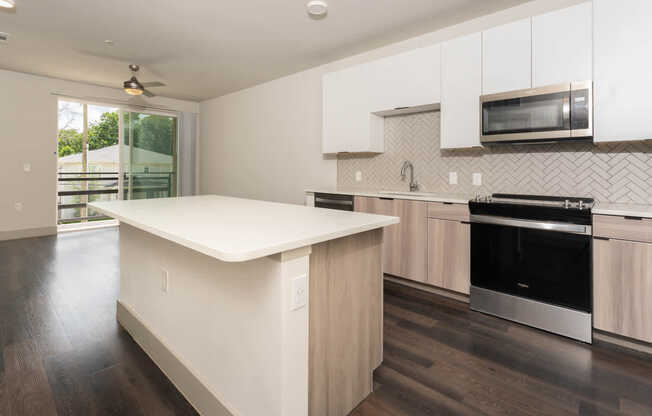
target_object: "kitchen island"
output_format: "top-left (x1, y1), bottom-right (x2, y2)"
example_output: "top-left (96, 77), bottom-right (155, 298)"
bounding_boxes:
top-left (90, 195), bottom-right (398, 416)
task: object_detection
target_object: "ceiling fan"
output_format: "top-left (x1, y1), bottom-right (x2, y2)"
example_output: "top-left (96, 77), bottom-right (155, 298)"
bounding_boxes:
top-left (123, 64), bottom-right (165, 97)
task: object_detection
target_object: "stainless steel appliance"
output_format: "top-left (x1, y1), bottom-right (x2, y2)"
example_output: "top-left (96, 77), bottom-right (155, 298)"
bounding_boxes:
top-left (480, 81), bottom-right (593, 145)
top-left (469, 194), bottom-right (594, 343)
top-left (314, 193), bottom-right (354, 211)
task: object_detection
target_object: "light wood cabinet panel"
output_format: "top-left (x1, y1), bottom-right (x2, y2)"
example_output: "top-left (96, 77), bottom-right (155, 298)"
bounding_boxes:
top-left (309, 229), bottom-right (383, 416)
top-left (441, 32), bottom-right (482, 149)
top-left (594, 238), bottom-right (652, 343)
top-left (354, 196), bottom-right (427, 282)
top-left (532, 2), bottom-right (592, 87)
top-left (482, 18), bottom-right (532, 94)
top-left (426, 202), bottom-right (469, 222)
top-left (386, 199), bottom-right (428, 283)
top-left (593, 215), bottom-right (652, 244)
top-left (594, 0), bottom-right (652, 142)
top-left (427, 219), bottom-right (470, 294)
top-left (355, 196), bottom-right (396, 276)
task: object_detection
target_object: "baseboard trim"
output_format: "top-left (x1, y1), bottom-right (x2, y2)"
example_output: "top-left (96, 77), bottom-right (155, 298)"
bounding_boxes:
top-left (384, 275), bottom-right (470, 304)
top-left (57, 220), bottom-right (119, 233)
top-left (594, 330), bottom-right (652, 357)
top-left (0, 226), bottom-right (57, 241)
top-left (116, 301), bottom-right (236, 416)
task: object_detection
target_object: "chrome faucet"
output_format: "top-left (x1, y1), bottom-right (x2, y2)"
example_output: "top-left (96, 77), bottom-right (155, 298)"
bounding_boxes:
top-left (400, 161), bottom-right (419, 192)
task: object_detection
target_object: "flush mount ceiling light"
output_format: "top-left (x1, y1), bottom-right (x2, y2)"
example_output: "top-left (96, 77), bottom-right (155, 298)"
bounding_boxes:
top-left (0, 0), bottom-right (16, 8)
top-left (306, 0), bottom-right (328, 19)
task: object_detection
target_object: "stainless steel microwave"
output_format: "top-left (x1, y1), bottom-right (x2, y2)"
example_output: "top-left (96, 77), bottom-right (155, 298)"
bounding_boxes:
top-left (480, 81), bottom-right (593, 145)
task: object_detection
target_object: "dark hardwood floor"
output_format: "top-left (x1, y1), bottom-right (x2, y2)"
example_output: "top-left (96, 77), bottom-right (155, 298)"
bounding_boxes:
top-left (0, 229), bottom-right (197, 416)
top-left (2, 229), bottom-right (652, 415)
top-left (354, 281), bottom-right (652, 416)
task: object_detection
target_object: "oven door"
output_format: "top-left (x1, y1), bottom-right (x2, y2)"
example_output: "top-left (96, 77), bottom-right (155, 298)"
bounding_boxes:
top-left (481, 83), bottom-right (571, 143)
top-left (470, 218), bottom-right (592, 313)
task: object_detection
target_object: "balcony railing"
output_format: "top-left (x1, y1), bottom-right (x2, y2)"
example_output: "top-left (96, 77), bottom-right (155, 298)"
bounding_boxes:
top-left (57, 171), bottom-right (174, 225)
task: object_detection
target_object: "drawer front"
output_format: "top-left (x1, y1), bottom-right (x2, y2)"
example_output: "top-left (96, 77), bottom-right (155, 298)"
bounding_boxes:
top-left (427, 202), bottom-right (469, 222)
top-left (593, 215), bottom-right (652, 243)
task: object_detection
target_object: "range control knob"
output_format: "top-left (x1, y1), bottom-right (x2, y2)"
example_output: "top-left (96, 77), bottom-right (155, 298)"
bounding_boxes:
top-left (564, 199), bottom-right (571, 209)
top-left (578, 200), bottom-right (584, 210)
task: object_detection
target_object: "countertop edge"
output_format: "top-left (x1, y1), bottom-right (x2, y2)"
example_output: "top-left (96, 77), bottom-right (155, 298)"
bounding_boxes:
top-left (592, 208), bottom-right (652, 219)
top-left (305, 189), bottom-right (471, 204)
top-left (89, 202), bottom-right (399, 263)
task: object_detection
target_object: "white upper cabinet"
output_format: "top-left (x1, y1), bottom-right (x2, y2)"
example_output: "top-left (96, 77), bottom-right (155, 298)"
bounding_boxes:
top-left (322, 63), bottom-right (383, 153)
top-left (441, 32), bottom-right (482, 149)
top-left (367, 44), bottom-right (441, 112)
top-left (594, 0), bottom-right (652, 142)
top-left (322, 45), bottom-right (441, 153)
top-left (533, 2), bottom-right (592, 87)
top-left (482, 18), bottom-right (532, 94)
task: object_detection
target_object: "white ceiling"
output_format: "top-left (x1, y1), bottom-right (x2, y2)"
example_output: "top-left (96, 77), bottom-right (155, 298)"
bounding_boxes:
top-left (0, 0), bottom-right (529, 101)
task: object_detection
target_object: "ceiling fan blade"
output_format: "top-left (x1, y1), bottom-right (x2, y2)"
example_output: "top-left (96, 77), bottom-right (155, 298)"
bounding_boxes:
top-left (141, 81), bottom-right (165, 88)
top-left (143, 89), bottom-right (156, 98)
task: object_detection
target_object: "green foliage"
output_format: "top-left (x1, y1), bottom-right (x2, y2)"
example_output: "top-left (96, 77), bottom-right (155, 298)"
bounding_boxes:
top-left (128, 113), bottom-right (176, 156)
top-left (58, 111), bottom-right (120, 157)
top-left (58, 110), bottom-right (176, 157)
top-left (88, 112), bottom-right (119, 150)
top-left (57, 128), bottom-right (83, 157)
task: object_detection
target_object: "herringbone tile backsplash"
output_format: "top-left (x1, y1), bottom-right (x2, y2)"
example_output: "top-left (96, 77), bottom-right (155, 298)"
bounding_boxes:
top-left (337, 111), bottom-right (652, 203)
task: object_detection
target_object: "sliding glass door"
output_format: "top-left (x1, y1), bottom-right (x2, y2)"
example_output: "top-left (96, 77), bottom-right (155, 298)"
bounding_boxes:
top-left (121, 111), bottom-right (178, 201)
top-left (57, 100), bottom-right (120, 226)
top-left (57, 100), bottom-right (179, 228)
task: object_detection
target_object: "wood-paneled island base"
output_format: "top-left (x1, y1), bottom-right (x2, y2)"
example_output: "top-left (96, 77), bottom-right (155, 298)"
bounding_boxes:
top-left (90, 196), bottom-right (398, 416)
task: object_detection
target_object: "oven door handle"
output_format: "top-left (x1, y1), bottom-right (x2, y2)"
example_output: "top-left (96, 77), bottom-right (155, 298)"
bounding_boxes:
top-left (469, 214), bottom-right (592, 235)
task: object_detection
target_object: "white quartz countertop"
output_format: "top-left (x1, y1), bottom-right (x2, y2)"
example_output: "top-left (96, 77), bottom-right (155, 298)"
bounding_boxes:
top-left (89, 195), bottom-right (399, 262)
top-left (305, 188), bottom-right (472, 204)
top-left (593, 202), bottom-right (652, 219)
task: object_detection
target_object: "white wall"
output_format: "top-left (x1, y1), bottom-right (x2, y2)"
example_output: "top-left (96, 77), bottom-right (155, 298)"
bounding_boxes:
top-left (0, 69), bottom-right (198, 238)
top-left (200, 69), bottom-right (336, 205)
top-left (199, 0), bottom-right (586, 205)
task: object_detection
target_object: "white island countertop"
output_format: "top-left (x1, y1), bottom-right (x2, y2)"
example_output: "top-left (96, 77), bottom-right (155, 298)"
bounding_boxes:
top-left (90, 195), bottom-right (399, 262)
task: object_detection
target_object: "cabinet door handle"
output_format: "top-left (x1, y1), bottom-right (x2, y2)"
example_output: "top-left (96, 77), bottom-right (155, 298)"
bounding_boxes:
top-left (624, 216), bottom-right (643, 221)
top-left (379, 197), bottom-right (394, 201)
top-left (593, 236), bottom-right (610, 241)
top-left (460, 221), bottom-right (471, 225)
top-left (443, 202), bottom-right (453, 205)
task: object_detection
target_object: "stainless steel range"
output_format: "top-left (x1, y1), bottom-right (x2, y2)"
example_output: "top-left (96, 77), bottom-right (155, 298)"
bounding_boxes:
top-left (469, 194), bottom-right (594, 343)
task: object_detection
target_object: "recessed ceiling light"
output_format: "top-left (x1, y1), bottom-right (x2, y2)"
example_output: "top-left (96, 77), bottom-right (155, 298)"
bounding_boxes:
top-left (0, 0), bottom-right (15, 8)
top-left (104, 39), bottom-right (114, 47)
top-left (306, 0), bottom-right (328, 19)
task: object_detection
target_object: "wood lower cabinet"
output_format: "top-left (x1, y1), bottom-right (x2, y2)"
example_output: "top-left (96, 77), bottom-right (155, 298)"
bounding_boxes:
top-left (354, 196), bottom-right (427, 283)
top-left (427, 218), bottom-right (470, 294)
top-left (355, 196), bottom-right (395, 275)
top-left (594, 238), bottom-right (652, 343)
top-left (387, 199), bottom-right (427, 283)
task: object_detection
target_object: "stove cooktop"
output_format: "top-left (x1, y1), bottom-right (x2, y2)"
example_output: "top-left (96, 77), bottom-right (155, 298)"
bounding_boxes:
top-left (471, 193), bottom-right (594, 210)
top-left (468, 193), bottom-right (594, 225)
